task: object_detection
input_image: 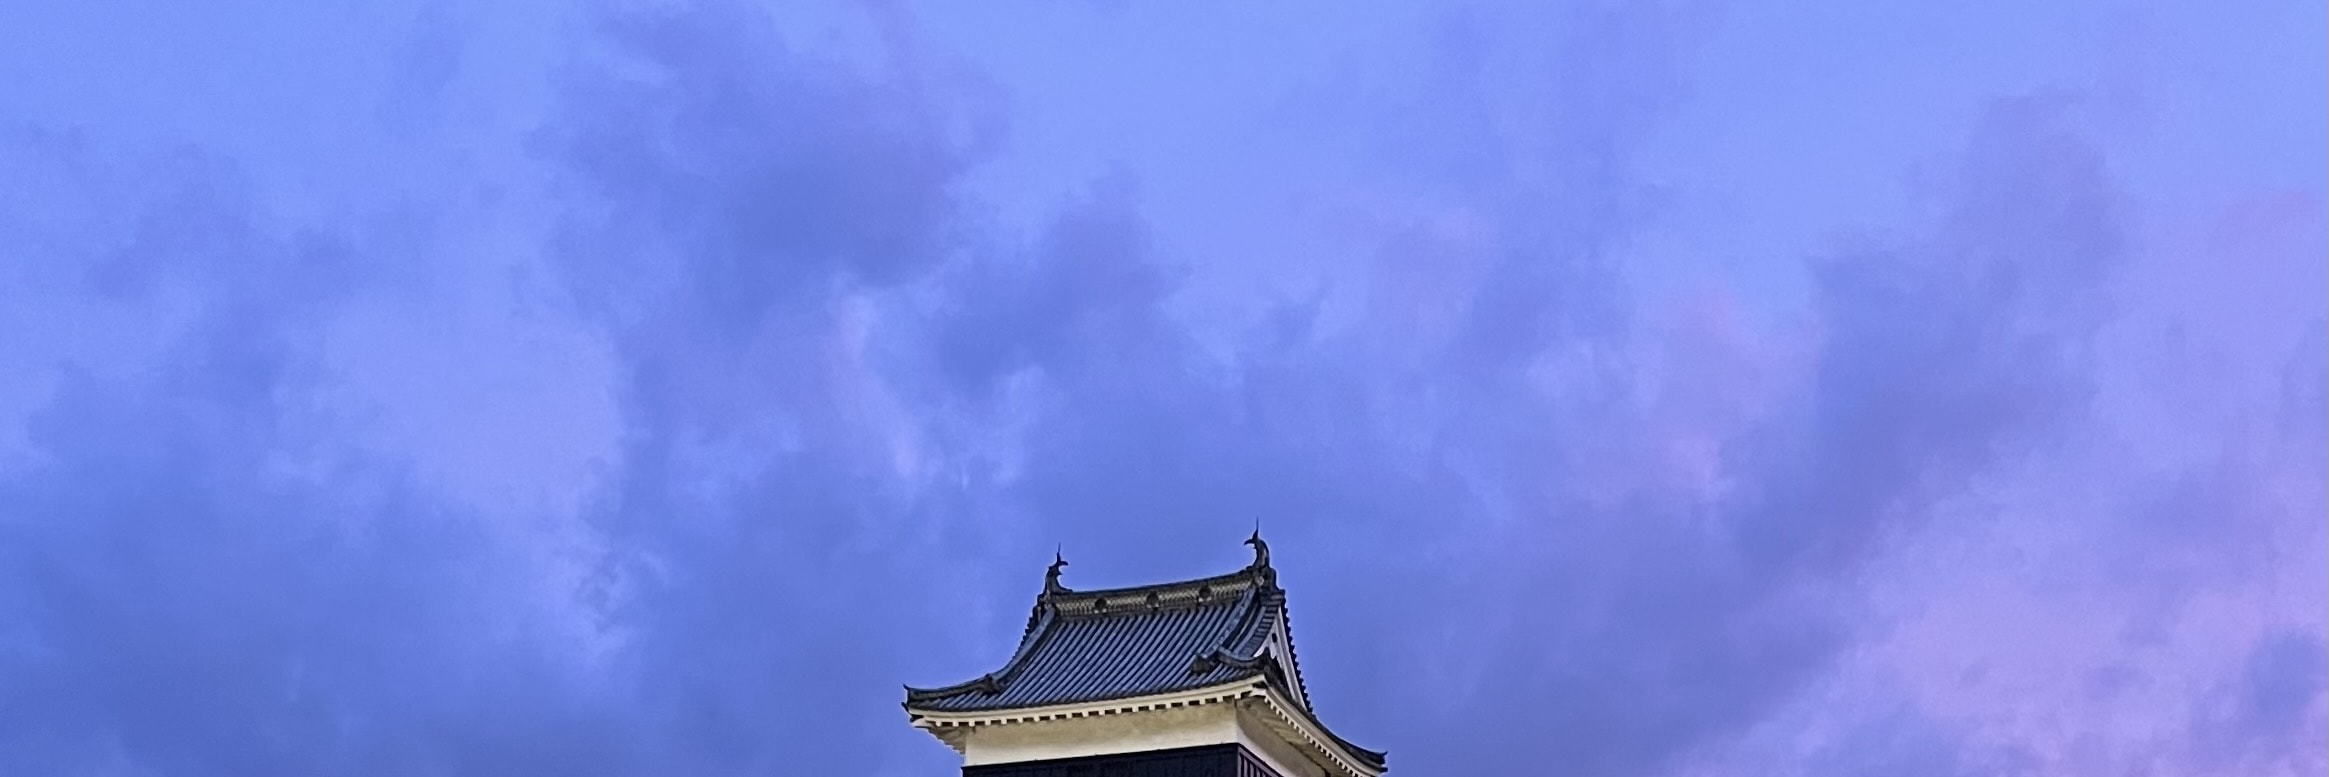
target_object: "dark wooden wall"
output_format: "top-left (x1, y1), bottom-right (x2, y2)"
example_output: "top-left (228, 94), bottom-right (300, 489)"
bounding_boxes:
top-left (962, 743), bottom-right (1285, 777)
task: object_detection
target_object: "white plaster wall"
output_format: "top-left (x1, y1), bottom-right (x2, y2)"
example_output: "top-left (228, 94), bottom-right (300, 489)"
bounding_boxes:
top-left (961, 705), bottom-right (1239, 766)
top-left (958, 704), bottom-right (1324, 777)
top-left (1235, 708), bottom-right (1329, 777)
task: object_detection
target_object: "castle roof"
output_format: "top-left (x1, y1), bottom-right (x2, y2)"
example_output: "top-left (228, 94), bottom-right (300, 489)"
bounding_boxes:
top-left (903, 534), bottom-right (1385, 773)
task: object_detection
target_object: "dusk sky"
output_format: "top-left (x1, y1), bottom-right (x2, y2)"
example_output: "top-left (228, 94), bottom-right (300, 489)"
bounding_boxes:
top-left (2, 1), bottom-right (2325, 775)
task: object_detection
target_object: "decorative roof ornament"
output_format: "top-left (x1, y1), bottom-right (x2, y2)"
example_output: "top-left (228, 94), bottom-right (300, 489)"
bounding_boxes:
top-left (1245, 528), bottom-right (1275, 586)
top-left (1042, 548), bottom-right (1071, 597)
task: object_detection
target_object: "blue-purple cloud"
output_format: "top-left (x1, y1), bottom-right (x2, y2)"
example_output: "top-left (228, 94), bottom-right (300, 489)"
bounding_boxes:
top-left (2, 1), bottom-right (2320, 775)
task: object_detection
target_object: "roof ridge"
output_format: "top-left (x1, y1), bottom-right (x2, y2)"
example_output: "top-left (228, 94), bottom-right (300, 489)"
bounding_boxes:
top-left (1046, 565), bottom-right (1260, 603)
top-left (1186, 586), bottom-right (1267, 673)
top-left (906, 603), bottom-right (1061, 703)
top-left (1037, 531), bottom-right (1277, 604)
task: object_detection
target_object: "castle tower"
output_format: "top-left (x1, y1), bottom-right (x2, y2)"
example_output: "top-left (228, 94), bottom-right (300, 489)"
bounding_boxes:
top-left (904, 534), bottom-right (1386, 777)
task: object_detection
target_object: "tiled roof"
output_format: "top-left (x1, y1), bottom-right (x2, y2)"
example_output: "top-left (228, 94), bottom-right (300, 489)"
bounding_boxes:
top-left (911, 582), bottom-right (1271, 710)
top-left (904, 535), bottom-right (1385, 771)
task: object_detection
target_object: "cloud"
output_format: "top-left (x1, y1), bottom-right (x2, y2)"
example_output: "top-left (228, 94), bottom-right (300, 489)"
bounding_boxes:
top-left (0, 138), bottom-right (614, 775)
top-left (2215, 630), bottom-right (2329, 747)
top-left (547, 0), bottom-right (989, 336)
top-left (1, 1), bottom-right (2319, 776)
top-left (533, 2), bottom-right (1008, 773)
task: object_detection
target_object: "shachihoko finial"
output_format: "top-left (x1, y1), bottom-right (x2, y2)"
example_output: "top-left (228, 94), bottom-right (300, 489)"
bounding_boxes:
top-left (1244, 527), bottom-right (1271, 569)
top-left (1043, 548), bottom-right (1070, 595)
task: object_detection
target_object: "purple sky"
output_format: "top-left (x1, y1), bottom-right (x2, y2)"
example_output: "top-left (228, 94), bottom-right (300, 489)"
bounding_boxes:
top-left (2, 1), bottom-right (2323, 775)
